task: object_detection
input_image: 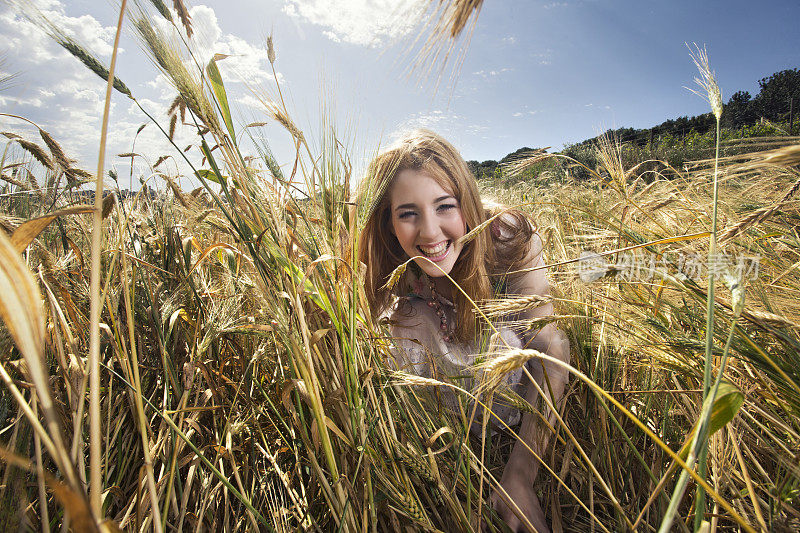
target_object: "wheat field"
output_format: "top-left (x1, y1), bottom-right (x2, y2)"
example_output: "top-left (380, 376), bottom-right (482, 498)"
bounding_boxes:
top-left (0, 2), bottom-right (798, 532)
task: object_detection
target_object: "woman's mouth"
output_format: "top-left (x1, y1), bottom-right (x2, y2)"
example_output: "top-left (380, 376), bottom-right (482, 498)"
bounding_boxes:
top-left (417, 240), bottom-right (451, 261)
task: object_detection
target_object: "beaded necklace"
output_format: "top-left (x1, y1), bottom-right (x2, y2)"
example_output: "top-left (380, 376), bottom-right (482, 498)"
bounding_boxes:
top-left (426, 277), bottom-right (455, 343)
top-left (405, 266), bottom-right (458, 343)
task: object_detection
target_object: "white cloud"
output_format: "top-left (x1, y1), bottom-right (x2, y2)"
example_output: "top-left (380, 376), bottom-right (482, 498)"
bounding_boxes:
top-left (323, 30), bottom-right (341, 43)
top-left (532, 49), bottom-right (553, 66)
top-left (150, 5), bottom-right (280, 87)
top-left (7, 0), bottom-right (117, 60)
top-left (393, 111), bottom-right (486, 146)
top-left (393, 110), bottom-right (480, 143)
top-left (464, 124), bottom-right (488, 135)
top-left (0, 90), bottom-right (52, 108)
top-left (396, 109), bottom-right (459, 132)
top-left (0, 2), bottom-right (283, 181)
top-left (282, 0), bottom-right (426, 47)
top-left (512, 112), bottom-right (523, 117)
top-left (237, 94), bottom-right (267, 110)
top-left (0, 2), bottom-right (118, 165)
top-left (543, 2), bottom-right (568, 9)
top-left (502, 35), bottom-right (516, 45)
top-left (473, 67), bottom-right (512, 79)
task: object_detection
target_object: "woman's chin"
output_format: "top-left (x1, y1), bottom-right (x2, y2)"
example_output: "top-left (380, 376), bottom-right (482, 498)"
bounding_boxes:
top-left (413, 246), bottom-right (461, 278)
top-left (415, 259), bottom-right (453, 278)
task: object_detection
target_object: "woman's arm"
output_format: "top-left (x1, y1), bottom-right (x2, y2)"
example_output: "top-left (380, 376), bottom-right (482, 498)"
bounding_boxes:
top-left (506, 233), bottom-right (570, 405)
top-left (493, 232), bottom-right (571, 532)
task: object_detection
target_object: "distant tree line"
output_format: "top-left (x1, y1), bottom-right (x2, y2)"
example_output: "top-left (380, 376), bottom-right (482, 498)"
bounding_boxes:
top-left (592, 68), bottom-right (800, 147)
top-left (466, 146), bottom-right (533, 181)
top-left (467, 68), bottom-right (800, 181)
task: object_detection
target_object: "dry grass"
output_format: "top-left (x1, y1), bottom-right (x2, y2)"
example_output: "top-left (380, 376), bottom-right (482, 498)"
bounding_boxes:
top-left (0, 4), bottom-right (798, 532)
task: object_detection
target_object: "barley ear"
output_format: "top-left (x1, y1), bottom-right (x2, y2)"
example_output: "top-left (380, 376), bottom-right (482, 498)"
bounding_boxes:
top-left (382, 260), bottom-right (409, 291)
top-left (172, 0), bottom-right (193, 38)
top-left (16, 139), bottom-right (54, 170)
top-left (38, 129), bottom-right (72, 170)
top-left (165, 175), bottom-right (191, 208)
top-left (496, 389), bottom-right (536, 414)
top-left (101, 194), bottom-right (116, 220)
top-left (686, 43), bottom-right (722, 120)
top-left (392, 490), bottom-right (426, 522)
top-left (1, 173), bottom-right (27, 189)
top-left (391, 371), bottom-right (445, 387)
top-left (169, 114), bottom-right (178, 140)
top-left (149, 0), bottom-right (173, 21)
top-left (167, 95), bottom-right (182, 115)
top-left (55, 36), bottom-right (132, 97)
top-left (480, 348), bottom-right (542, 378)
top-left (395, 443), bottom-right (437, 484)
top-left (267, 34), bottom-right (276, 65)
top-left (456, 215), bottom-right (496, 247)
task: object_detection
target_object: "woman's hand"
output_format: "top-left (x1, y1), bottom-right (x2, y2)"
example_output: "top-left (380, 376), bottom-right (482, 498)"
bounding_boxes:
top-left (491, 469), bottom-right (550, 533)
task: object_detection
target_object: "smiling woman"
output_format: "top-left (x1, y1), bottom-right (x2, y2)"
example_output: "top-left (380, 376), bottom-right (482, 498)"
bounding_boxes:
top-left (355, 129), bottom-right (571, 532)
top-left (389, 168), bottom-right (467, 282)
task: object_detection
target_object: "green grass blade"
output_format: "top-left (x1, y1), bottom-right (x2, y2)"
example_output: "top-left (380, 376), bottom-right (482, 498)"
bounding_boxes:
top-left (206, 58), bottom-right (236, 144)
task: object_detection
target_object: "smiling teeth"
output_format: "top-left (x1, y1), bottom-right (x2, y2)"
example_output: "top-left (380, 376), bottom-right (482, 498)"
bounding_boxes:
top-left (419, 241), bottom-right (449, 256)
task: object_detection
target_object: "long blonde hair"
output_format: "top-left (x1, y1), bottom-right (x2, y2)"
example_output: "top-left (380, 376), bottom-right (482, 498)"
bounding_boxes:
top-left (356, 129), bottom-right (532, 344)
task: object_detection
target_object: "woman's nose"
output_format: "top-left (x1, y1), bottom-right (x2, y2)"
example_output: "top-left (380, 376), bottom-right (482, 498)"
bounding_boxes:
top-left (418, 213), bottom-right (440, 240)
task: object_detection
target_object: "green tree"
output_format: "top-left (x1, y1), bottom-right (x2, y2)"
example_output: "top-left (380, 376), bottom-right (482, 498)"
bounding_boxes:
top-left (723, 90), bottom-right (756, 128)
top-left (753, 68), bottom-right (800, 123)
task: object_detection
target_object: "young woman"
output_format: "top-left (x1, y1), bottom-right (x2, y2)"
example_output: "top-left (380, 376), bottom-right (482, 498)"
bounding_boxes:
top-left (357, 129), bottom-right (570, 532)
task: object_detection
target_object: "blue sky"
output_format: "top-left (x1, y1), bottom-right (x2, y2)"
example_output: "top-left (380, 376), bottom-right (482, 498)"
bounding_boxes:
top-left (1, 0), bottom-right (799, 186)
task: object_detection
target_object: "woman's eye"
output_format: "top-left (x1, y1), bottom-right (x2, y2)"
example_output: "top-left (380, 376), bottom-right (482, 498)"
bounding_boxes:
top-left (437, 203), bottom-right (457, 212)
top-left (398, 211), bottom-right (416, 219)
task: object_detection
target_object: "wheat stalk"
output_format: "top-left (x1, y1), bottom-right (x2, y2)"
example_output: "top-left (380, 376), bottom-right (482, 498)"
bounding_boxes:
top-left (53, 34), bottom-right (132, 97)
top-left (664, 42), bottom-right (726, 533)
top-left (382, 259), bottom-right (409, 291)
top-left (164, 174), bottom-right (192, 208)
top-left (172, 0), bottom-right (193, 38)
top-left (38, 129), bottom-right (72, 169)
top-left (2, 133), bottom-right (54, 170)
top-left (479, 348), bottom-right (542, 377)
top-left (134, 16), bottom-right (219, 135)
top-left (479, 294), bottom-right (552, 317)
top-left (720, 169), bottom-right (800, 242)
top-left (391, 371), bottom-right (445, 387)
top-left (148, 0), bottom-right (173, 22)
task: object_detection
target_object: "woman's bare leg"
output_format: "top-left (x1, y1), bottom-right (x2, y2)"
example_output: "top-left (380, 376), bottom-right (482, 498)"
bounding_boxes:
top-left (491, 324), bottom-right (570, 532)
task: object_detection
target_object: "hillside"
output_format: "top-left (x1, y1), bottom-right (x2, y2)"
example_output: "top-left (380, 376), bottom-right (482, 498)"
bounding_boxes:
top-left (468, 67), bottom-right (800, 180)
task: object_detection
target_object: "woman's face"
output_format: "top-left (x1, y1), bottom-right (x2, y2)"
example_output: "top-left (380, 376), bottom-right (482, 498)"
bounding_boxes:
top-left (388, 168), bottom-right (466, 278)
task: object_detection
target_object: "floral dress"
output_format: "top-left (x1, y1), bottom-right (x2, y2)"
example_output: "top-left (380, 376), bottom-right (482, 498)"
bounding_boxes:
top-left (386, 231), bottom-right (567, 428)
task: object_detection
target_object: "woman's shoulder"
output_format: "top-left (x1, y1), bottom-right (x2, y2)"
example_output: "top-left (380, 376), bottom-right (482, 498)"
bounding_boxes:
top-left (488, 207), bottom-right (542, 271)
top-left (386, 296), bottom-right (441, 334)
top-left (488, 206), bottom-right (532, 235)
